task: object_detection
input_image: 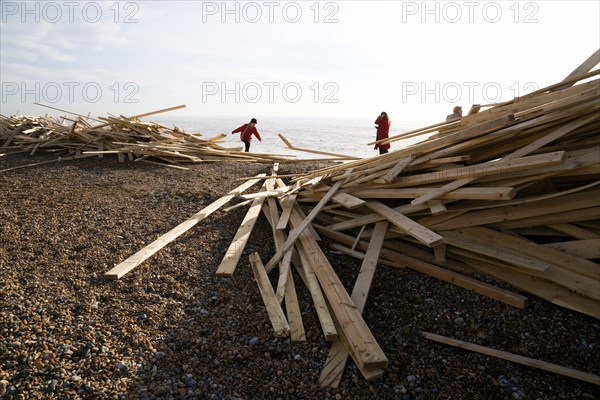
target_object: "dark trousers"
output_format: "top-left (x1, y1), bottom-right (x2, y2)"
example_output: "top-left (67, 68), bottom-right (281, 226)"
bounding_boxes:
top-left (379, 147), bottom-right (389, 155)
top-left (243, 139), bottom-right (250, 152)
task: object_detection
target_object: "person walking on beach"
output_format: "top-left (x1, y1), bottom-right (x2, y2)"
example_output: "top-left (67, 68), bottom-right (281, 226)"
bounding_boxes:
top-left (232, 118), bottom-right (261, 152)
top-left (446, 106), bottom-right (463, 122)
top-left (374, 112), bottom-right (391, 155)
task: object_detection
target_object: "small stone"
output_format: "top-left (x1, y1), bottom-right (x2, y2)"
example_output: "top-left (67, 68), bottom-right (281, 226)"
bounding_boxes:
top-left (0, 380), bottom-right (9, 396)
top-left (154, 385), bottom-right (169, 396)
top-left (184, 376), bottom-right (197, 387)
top-left (46, 379), bottom-right (58, 393)
top-left (407, 375), bottom-right (417, 383)
top-left (249, 337), bottom-right (259, 346)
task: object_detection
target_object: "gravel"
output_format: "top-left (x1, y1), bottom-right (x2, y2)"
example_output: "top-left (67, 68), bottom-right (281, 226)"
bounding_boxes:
top-left (1, 153), bottom-right (599, 400)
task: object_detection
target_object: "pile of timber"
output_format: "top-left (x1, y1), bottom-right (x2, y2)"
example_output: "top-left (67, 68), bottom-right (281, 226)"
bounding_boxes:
top-left (0, 104), bottom-right (297, 165)
top-left (103, 51), bottom-right (600, 386)
top-left (220, 52), bottom-right (600, 384)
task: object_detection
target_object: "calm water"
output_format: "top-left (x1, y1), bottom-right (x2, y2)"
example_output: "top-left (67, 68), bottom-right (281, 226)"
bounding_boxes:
top-left (151, 116), bottom-right (430, 160)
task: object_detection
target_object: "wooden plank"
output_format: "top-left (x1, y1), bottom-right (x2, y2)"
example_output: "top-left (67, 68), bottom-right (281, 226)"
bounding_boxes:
top-left (223, 199), bottom-right (252, 213)
top-left (331, 191), bottom-right (366, 209)
top-left (396, 151), bottom-right (566, 187)
top-left (351, 225), bottom-right (366, 251)
top-left (346, 187), bottom-right (516, 201)
top-left (3, 126), bottom-right (24, 148)
top-left (460, 226), bottom-right (600, 281)
top-left (381, 156), bottom-right (414, 183)
top-left (351, 221), bottom-right (388, 313)
top-left (561, 49), bottom-right (600, 83)
top-left (295, 251), bottom-right (337, 341)
top-left (276, 194), bottom-right (297, 230)
top-left (428, 200), bottom-right (447, 215)
top-left (284, 270), bottom-right (306, 342)
top-left (434, 243), bottom-right (447, 263)
top-left (105, 174), bottom-right (265, 279)
top-left (366, 200), bottom-right (443, 247)
top-left (548, 223), bottom-right (600, 240)
top-left (441, 230), bottom-right (551, 273)
top-left (215, 182), bottom-right (268, 276)
top-left (428, 190), bottom-right (600, 231)
top-left (278, 133), bottom-right (358, 160)
top-left (289, 209), bottom-right (389, 371)
top-left (422, 332), bottom-right (600, 385)
top-left (411, 178), bottom-right (472, 206)
top-left (263, 170), bottom-right (351, 272)
top-left (491, 207), bottom-right (600, 230)
top-left (248, 252), bottom-right (290, 337)
top-left (260, 203), bottom-right (307, 342)
top-left (319, 221), bottom-right (389, 387)
top-left (544, 239), bottom-right (600, 259)
top-left (264, 163), bottom-right (294, 302)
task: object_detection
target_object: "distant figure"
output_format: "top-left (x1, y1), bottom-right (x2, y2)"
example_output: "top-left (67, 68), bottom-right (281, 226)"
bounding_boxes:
top-left (446, 106), bottom-right (463, 122)
top-left (374, 112), bottom-right (391, 155)
top-left (232, 118), bottom-right (261, 152)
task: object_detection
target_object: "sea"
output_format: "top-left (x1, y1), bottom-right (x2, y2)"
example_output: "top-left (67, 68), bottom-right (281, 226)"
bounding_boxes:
top-left (151, 116), bottom-right (432, 160)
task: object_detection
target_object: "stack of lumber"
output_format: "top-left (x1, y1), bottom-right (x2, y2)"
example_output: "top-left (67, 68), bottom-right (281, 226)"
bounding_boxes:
top-left (220, 51), bottom-right (600, 384)
top-left (0, 104), bottom-right (296, 165)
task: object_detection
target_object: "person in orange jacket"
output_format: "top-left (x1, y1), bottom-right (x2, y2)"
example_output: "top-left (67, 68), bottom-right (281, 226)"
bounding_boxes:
top-left (232, 118), bottom-right (262, 152)
top-left (374, 112), bottom-right (391, 155)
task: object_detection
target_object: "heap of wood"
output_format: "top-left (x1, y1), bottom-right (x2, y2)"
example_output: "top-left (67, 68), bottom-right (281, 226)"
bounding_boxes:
top-left (0, 105), bottom-right (298, 165)
top-left (220, 52), bottom-right (600, 384)
top-left (103, 51), bottom-right (600, 386)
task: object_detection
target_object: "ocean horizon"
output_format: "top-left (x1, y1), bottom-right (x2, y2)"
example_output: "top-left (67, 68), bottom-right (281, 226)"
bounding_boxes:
top-left (151, 115), bottom-right (432, 160)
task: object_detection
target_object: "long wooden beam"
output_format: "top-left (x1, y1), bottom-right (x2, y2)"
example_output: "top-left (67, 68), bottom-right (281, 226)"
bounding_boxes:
top-left (215, 182), bottom-right (268, 276)
top-left (423, 332), bottom-right (600, 385)
top-left (105, 174), bottom-right (265, 279)
top-left (320, 221), bottom-right (389, 387)
top-left (249, 252), bottom-right (290, 337)
top-left (288, 209), bottom-right (389, 371)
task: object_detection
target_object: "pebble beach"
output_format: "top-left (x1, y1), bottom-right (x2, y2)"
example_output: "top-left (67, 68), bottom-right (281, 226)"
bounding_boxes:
top-left (1, 153), bottom-right (599, 400)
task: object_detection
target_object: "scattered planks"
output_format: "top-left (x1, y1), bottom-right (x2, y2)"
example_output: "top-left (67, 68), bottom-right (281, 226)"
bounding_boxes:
top-left (212, 50), bottom-right (599, 387)
top-left (105, 174), bottom-right (266, 279)
top-left (96, 51), bottom-right (600, 388)
top-left (0, 105), bottom-right (300, 165)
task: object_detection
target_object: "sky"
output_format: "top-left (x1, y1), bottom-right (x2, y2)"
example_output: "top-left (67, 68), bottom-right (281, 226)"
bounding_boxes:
top-left (1, 0), bottom-right (599, 125)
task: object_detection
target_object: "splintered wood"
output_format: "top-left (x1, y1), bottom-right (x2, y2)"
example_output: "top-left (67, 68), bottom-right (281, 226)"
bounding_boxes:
top-left (0, 104), bottom-right (297, 165)
top-left (219, 51), bottom-right (599, 387)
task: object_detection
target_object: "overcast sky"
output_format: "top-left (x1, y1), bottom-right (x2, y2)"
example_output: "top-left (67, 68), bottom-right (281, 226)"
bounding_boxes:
top-left (1, 0), bottom-right (598, 124)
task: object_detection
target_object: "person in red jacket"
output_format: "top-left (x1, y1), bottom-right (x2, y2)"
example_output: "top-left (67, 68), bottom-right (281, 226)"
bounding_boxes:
top-left (232, 118), bottom-right (262, 152)
top-left (374, 112), bottom-right (391, 155)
